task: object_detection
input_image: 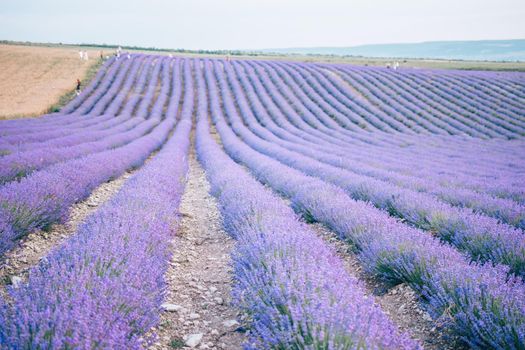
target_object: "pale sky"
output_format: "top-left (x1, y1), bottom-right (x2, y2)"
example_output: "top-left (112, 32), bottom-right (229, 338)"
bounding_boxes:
top-left (1, 0), bottom-right (524, 50)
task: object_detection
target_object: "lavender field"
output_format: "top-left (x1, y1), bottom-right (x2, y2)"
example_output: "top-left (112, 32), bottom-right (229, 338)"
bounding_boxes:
top-left (0, 54), bottom-right (524, 349)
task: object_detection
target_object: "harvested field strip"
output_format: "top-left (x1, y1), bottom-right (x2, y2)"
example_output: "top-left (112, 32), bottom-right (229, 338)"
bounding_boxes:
top-left (0, 44), bottom-right (101, 119)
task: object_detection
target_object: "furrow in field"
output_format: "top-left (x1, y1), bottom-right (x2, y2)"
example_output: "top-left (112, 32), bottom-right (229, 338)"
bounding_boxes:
top-left (150, 153), bottom-right (245, 350)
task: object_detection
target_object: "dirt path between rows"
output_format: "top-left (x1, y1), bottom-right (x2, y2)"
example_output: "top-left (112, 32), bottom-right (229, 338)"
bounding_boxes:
top-left (150, 153), bottom-right (244, 350)
top-left (310, 223), bottom-right (463, 350)
top-left (0, 169), bottom-right (134, 293)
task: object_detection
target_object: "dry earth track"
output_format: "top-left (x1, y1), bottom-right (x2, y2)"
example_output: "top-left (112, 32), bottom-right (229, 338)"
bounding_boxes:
top-left (150, 153), bottom-right (245, 350)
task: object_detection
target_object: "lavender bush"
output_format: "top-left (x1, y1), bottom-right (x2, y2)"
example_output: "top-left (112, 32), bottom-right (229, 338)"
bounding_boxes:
top-left (0, 57), bottom-right (192, 349)
top-left (0, 52), bottom-right (523, 350)
top-left (203, 58), bottom-right (525, 349)
top-left (195, 60), bottom-right (419, 349)
top-left (0, 58), bottom-right (179, 256)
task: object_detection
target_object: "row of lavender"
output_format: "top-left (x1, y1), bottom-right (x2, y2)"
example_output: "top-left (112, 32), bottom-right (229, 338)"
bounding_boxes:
top-left (329, 66), bottom-right (522, 137)
top-left (322, 63), bottom-right (525, 138)
top-left (249, 57), bottom-right (524, 152)
top-left (237, 59), bottom-right (524, 197)
top-left (217, 59), bottom-right (525, 278)
top-left (276, 60), bottom-right (523, 197)
top-left (0, 59), bottom-right (193, 348)
top-left (262, 60), bottom-right (524, 178)
top-left (231, 60), bottom-right (525, 226)
top-left (203, 58), bottom-right (525, 348)
top-left (0, 56), bottom-right (182, 255)
top-left (195, 59), bottom-right (419, 349)
top-left (268, 58), bottom-right (524, 160)
top-left (308, 63), bottom-right (523, 182)
top-left (230, 60), bottom-right (525, 214)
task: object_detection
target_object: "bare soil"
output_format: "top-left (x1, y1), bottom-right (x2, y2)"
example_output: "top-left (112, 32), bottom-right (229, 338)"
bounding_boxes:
top-left (0, 44), bottom-right (101, 119)
top-left (150, 154), bottom-right (245, 350)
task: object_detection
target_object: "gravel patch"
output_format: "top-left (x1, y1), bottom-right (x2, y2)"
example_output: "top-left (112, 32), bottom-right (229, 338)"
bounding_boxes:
top-left (150, 154), bottom-right (244, 350)
top-left (310, 223), bottom-right (464, 350)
